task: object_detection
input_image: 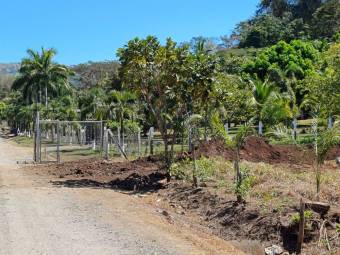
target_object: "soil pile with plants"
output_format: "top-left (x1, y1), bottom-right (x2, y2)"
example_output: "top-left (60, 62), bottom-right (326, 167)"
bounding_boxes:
top-left (160, 184), bottom-right (340, 254)
top-left (196, 136), bottom-right (340, 165)
top-left (41, 156), bottom-right (166, 191)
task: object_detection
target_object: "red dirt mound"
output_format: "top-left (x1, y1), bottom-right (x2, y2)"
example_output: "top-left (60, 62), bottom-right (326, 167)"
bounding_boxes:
top-left (44, 157), bottom-right (167, 191)
top-left (196, 136), bottom-right (339, 165)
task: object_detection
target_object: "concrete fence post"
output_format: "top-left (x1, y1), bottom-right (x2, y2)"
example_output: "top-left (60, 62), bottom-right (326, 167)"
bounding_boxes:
top-left (103, 126), bottom-right (109, 160)
top-left (292, 118), bottom-right (298, 140)
top-left (149, 127), bottom-right (154, 155)
top-left (258, 120), bottom-right (263, 136)
top-left (224, 123), bottom-right (229, 134)
top-left (57, 121), bottom-right (61, 164)
top-left (328, 116), bottom-right (333, 129)
top-left (137, 128), bottom-right (141, 157)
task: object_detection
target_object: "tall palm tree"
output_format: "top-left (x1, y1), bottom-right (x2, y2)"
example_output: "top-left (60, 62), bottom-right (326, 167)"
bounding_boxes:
top-left (12, 48), bottom-right (73, 110)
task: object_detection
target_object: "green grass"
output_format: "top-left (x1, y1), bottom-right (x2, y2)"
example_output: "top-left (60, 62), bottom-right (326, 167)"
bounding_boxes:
top-left (10, 136), bottom-right (34, 147)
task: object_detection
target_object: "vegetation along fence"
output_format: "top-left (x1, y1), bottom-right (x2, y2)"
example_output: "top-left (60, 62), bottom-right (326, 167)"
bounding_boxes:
top-left (33, 115), bottom-right (335, 163)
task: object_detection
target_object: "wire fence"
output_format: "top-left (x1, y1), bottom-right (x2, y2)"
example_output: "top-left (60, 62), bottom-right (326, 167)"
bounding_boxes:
top-left (32, 116), bottom-right (336, 163)
top-left (36, 120), bottom-right (104, 163)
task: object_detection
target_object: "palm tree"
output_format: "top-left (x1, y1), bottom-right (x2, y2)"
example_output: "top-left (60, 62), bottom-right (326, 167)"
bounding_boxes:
top-left (79, 87), bottom-right (109, 121)
top-left (312, 119), bottom-right (339, 200)
top-left (12, 48), bottom-right (73, 111)
top-left (109, 90), bottom-right (136, 150)
top-left (251, 79), bottom-right (277, 135)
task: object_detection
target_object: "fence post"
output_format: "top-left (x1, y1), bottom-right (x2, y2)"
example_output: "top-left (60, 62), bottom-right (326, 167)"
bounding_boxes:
top-left (224, 123), bottom-right (229, 134)
top-left (34, 111), bottom-right (41, 163)
top-left (149, 127), bottom-right (154, 155)
top-left (57, 121), bottom-right (61, 164)
top-left (188, 127), bottom-right (192, 153)
top-left (34, 115), bottom-right (37, 162)
top-left (100, 120), bottom-right (103, 149)
top-left (258, 120), bottom-right (263, 135)
top-left (328, 116), bottom-right (333, 129)
top-left (292, 118), bottom-right (298, 140)
top-left (137, 128), bottom-right (141, 157)
top-left (103, 126), bottom-right (109, 160)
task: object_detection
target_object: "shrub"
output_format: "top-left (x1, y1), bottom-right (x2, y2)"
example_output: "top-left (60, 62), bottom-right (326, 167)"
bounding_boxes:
top-left (234, 165), bottom-right (255, 199)
top-left (290, 210), bottom-right (313, 224)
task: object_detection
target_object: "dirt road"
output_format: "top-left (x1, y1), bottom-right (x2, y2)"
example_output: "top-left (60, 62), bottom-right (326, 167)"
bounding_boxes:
top-left (0, 138), bottom-right (243, 255)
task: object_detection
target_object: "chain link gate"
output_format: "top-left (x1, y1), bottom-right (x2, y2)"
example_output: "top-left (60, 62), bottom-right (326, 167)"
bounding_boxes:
top-left (34, 117), bottom-right (104, 163)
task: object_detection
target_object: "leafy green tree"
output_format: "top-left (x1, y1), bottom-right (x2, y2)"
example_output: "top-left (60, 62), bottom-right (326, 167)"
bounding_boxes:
top-left (232, 0), bottom-right (336, 48)
top-left (236, 15), bottom-right (289, 48)
top-left (49, 95), bottom-right (78, 121)
top-left (118, 36), bottom-right (191, 177)
top-left (244, 40), bottom-right (319, 81)
top-left (187, 38), bottom-right (219, 140)
top-left (311, 0), bottom-right (340, 39)
top-left (244, 40), bottom-right (319, 107)
top-left (257, 0), bottom-right (289, 18)
top-left (2, 91), bottom-right (35, 130)
top-left (79, 86), bottom-right (109, 121)
top-left (213, 73), bottom-right (254, 124)
top-left (301, 43), bottom-right (340, 119)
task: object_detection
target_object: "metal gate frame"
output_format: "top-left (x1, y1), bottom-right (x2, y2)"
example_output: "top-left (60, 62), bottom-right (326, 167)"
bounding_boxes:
top-left (34, 115), bottom-right (104, 163)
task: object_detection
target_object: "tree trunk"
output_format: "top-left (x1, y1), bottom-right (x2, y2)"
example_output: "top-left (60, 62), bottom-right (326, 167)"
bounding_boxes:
top-left (164, 133), bottom-right (171, 182)
top-left (316, 163), bottom-right (321, 201)
top-left (120, 116), bottom-right (125, 153)
top-left (181, 129), bottom-right (184, 153)
top-left (192, 143), bottom-right (198, 188)
top-left (235, 148), bottom-right (243, 203)
top-left (45, 85), bottom-right (48, 109)
top-left (170, 131), bottom-right (176, 161)
top-left (204, 104), bottom-right (209, 141)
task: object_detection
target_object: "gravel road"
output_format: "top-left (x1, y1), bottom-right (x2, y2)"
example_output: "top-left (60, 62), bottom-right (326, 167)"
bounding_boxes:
top-left (0, 138), bottom-right (243, 255)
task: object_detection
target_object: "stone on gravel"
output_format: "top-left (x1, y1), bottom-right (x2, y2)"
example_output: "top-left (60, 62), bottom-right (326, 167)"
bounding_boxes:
top-left (264, 245), bottom-right (284, 255)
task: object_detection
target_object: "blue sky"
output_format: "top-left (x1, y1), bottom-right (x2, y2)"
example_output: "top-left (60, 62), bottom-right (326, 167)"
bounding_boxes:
top-left (0, 0), bottom-right (259, 65)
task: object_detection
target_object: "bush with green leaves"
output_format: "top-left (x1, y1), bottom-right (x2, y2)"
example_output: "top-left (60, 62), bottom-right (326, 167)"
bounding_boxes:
top-left (234, 165), bottom-right (255, 200)
top-left (170, 156), bottom-right (226, 184)
top-left (291, 210), bottom-right (313, 225)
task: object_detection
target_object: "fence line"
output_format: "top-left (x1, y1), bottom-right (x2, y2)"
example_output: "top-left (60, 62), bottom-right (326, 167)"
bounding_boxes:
top-left (31, 116), bottom-right (336, 163)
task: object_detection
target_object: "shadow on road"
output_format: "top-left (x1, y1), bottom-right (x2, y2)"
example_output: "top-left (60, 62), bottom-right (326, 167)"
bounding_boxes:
top-left (51, 172), bottom-right (166, 194)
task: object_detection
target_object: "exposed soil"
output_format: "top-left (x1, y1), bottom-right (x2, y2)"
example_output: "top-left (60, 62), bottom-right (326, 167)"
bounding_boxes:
top-left (42, 156), bottom-right (166, 191)
top-left (195, 136), bottom-right (340, 165)
top-left (32, 137), bottom-right (340, 254)
top-left (159, 184), bottom-right (340, 254)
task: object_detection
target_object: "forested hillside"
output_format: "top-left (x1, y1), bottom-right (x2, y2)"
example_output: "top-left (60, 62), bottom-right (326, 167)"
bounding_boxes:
top-left (228, 0), bottom-right (340, 48)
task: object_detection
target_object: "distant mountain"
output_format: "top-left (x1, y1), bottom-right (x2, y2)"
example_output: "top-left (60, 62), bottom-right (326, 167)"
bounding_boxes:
top-left (0, 63), bottom-right (19, 76)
